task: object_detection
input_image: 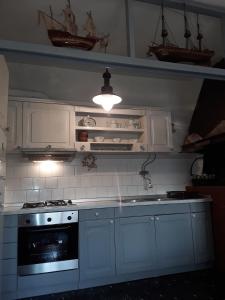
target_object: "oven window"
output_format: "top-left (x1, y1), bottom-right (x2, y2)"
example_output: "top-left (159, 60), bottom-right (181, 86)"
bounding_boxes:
top-left (18, 223), bottom-right (78, 266)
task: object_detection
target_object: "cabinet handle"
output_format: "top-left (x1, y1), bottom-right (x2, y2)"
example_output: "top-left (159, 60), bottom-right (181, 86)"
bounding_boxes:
top-left (192, 214), bottom-right (196, 218)
top-left (110, 220), bottom-right (114, 224)
top-left (150, 217), bottom-right (154, 221)
top-left (156, 217), bottom-right (159, 221)
top-left (95, 212), bottom-right (99, 217)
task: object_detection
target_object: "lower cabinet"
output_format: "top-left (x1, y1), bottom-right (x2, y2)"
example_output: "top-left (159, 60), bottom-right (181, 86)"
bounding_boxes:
top-left (115, 216), bottom-right (156, 274)
top-left (191, 211), bottom-right (214, 264)
top-left (79, 218), bottom-right (116, 281)
top-left (155, 214), bottom-right (194, 269)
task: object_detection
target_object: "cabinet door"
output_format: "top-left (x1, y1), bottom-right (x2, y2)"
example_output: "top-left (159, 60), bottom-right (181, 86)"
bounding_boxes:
top-left (191, 211), bottom-right (214, 264)
top-left (0, 56), bottom-right (9, 130)
top-left (115, 216), bottom-right (156, 274)
top-left (23, 102), bottom-right (75, 149)
top-left (79, 219), bottom-right (115, 280)
top-left (147, 110), bottom-right (173, 152)
top-left (155, 214), bottom-right (194, 269)
top-left (7, 101), bottom-right (23, 151)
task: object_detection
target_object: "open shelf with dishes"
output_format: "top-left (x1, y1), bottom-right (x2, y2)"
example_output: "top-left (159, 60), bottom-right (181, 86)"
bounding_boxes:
top-left (74, 106), bottom-right (148, 152)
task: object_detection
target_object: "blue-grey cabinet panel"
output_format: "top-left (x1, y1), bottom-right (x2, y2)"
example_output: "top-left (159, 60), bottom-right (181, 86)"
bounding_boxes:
top-left (2, 243), bottom-right (17, 259)
top-left (18, 270), bottom-right (78, 289)
top-left (191, 211), bottom-right (214, 264)
top-left (3, 215), bottom-right (18, 227)
top-left (190, 202), bottom-right (210, 213)
top-left (3, 228), bottom-right (17, 243)
top-left (115, 216), bottom-right (156, 274)
top-left (155, 214), bottom-right (194, 269)
top-left (79, 219), bottom-right (115, 280)
top-left (2, 258), bottom-right (17, 275)
top-left (2, 275), bottom-right (17, 292)
top-left (79, 208), bottom-right (114, 221)
top-left (115, 204), bottom-right (190, 218)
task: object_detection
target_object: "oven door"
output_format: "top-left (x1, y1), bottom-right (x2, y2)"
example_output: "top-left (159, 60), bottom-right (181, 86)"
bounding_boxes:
top-left (18, 223), bottom-right (78, 275)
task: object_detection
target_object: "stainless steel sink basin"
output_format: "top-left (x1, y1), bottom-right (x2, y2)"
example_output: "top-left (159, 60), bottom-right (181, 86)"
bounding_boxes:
top-left (116, 196), bottom-right (165, 203)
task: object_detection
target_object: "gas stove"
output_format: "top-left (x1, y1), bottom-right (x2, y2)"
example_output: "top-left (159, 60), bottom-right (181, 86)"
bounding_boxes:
top-left (22, 200), bottom-right (73, 209)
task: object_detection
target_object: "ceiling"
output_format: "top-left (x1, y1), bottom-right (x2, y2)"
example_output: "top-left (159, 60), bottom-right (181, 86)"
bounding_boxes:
top-left (1, 0), bottom-right (224, 110)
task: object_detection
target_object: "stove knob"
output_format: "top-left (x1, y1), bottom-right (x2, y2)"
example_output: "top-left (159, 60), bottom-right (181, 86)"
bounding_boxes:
top-left (68, 200), bottom-right (72, 205)
top-left (47, 217), bottom-right (52, 222)
top-left (67, 216), bottom-right (72, 221)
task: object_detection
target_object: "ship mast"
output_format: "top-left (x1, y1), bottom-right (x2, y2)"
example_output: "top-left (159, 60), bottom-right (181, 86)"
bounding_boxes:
top-left (197, 14), bottom-right (203, 51)
top-left (161, 3), bottom-right (168, 47)
top-left (184, 5), bottom-right (191, 49)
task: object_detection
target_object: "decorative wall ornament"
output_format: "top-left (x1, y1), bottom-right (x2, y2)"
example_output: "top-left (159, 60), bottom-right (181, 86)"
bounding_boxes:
top-left (82, 153), bottom-right (97, 171)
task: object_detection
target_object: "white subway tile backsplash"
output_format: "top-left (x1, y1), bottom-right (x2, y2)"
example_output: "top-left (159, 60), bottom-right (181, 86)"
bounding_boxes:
top-left (52, 188), bottom-right (64, 200)
top-left (63, 188), bottom-right (76, 200)
top-left (4, 156), bottom-right (192, 204)
top-left (32, 178), bottom-right (45, 190)
top-left (26, 190), bottom-right (40, 202)
top-left (45, 177), bottom-right (58, 189)
top-left (40, 189), bottom-right (52, 201)
top-left (21, 178), bottom-right (33, 190)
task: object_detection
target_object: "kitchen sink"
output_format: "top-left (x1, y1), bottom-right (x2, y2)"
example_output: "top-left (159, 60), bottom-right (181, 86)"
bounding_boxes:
top-left (116, 196), bottom-right (166, 203)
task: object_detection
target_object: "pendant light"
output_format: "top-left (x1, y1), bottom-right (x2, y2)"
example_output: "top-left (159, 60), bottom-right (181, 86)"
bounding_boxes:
top-left (92, 68), bottom-right (122, 112)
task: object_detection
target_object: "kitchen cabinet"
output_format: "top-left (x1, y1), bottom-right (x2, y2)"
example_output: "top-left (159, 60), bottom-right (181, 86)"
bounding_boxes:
top-left (147, 110), bottom-right (173, 152)
top-left (79, 218), bottom-right (116, 281)
top-left (155, 214), bottom-right (194, 269)
top-left (75, 106), bottom-right (147, 153)
top-left (191, 211), bottom-right (214, 264)
top-left (7, 101), bottom-right (22, 151)
top-left (23, 102), bottom-right (75, 149)
top-left (0, 55), bottom-right (8, 131)
top-left (115, 216), bottom-right (156, 274)
top-left (0, 215), bottom-right (17, 300)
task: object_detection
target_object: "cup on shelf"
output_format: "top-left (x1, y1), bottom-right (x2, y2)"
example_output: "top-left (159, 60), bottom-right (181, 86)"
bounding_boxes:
top-left (94, 136), bottom-right (104, 142)
top-left (129, 139), bottom-right (138, 143)
top-left (112, 138), bottom-right (121, 143)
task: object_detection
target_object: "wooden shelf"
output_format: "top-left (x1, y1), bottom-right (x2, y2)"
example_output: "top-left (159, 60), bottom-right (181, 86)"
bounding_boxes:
top-left (1, 40), bottom-right (225, 80)
top-left (76, 126), bottom-right (144, 133)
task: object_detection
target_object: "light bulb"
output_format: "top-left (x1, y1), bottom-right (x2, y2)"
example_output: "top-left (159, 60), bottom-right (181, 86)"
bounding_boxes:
top-left (92, 94), bottom-right (122, 112)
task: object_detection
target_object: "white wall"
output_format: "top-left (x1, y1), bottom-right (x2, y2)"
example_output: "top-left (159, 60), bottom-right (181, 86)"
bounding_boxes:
top-left (5, 154), bottom-right (193, 204)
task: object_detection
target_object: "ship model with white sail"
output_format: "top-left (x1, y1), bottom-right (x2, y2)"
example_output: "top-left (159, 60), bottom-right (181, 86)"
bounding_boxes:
top-left (38, 0), bottom-right (108, 51)
top-left (147, 4), bottom-right (214, 65)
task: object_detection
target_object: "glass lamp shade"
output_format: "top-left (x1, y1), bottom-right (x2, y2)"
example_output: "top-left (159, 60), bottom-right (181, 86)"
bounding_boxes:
top-left (92, 93), bottom-right (122, 112)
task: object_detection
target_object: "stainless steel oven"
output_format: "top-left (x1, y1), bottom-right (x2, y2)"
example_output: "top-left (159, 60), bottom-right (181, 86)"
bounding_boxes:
top-left (18, 211), bottom-right (78, 276)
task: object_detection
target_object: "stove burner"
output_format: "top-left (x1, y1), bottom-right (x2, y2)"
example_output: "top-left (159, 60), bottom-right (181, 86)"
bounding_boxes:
top-left (22, 202), bottom-right (46, 209)
top-left (22, 200), bottom-right (69, 209)
top-left (46, 200), bottom-right (67, 206)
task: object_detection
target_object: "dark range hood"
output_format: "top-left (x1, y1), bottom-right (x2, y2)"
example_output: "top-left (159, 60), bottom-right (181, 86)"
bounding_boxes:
top-left (22, 149), bottom-right (75, 162)
top-left (183, 59), bottom-right (225, 153)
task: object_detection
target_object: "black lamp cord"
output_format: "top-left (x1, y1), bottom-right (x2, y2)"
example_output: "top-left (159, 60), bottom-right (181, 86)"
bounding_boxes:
top-left (139, 153), bottom-right (157, 190)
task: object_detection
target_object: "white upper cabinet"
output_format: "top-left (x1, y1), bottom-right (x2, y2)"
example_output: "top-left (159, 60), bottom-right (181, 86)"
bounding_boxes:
top-left (0, 55), bottom-right (9, 130)
top-left (147, 109), bottom-right (173, 152)
top-left (23, 102), bottom-right (75, 149)
top-left (7, 101), bottom-right (22, 151)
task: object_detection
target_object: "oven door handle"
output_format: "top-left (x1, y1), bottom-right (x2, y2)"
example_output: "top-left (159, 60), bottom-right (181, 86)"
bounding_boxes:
top-left (26, 226), bottom-right (72, 233)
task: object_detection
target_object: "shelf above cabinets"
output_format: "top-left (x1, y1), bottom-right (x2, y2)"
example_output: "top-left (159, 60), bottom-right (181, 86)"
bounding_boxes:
top-left (1, 40), bottom-right (225, 81)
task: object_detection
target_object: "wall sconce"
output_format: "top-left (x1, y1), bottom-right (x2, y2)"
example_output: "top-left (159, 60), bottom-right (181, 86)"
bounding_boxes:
top-left (92, 68), bottom-right (122, 112)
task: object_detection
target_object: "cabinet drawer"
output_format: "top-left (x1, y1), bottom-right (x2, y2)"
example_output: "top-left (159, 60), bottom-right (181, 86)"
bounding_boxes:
top-left (190, 202), bottom-right (211, 213)
top-left (115, 204), bottom-right (190, 218)
top-left (3, 215), bottom-right (18, 227)
top-left (3, 227), bottom-right (17, 243)
top-left (2, 275), bottom-right (17, 292)
top-left (79, 208), bottom-right (114, 221)
top-left (2, 243), bottom-right (17, 259)
top-left (2, 258), bottom-right (17, 275)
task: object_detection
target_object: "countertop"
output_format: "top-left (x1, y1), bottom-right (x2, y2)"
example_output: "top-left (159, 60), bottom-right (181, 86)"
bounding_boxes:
top-left (0, 194), bottom-right (212, 215)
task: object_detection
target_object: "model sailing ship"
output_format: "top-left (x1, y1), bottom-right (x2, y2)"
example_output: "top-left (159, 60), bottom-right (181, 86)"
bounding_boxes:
top-left (38, 0), bottom-right (108, 51)
top-left (147, 4), bottom-right (214, 65)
